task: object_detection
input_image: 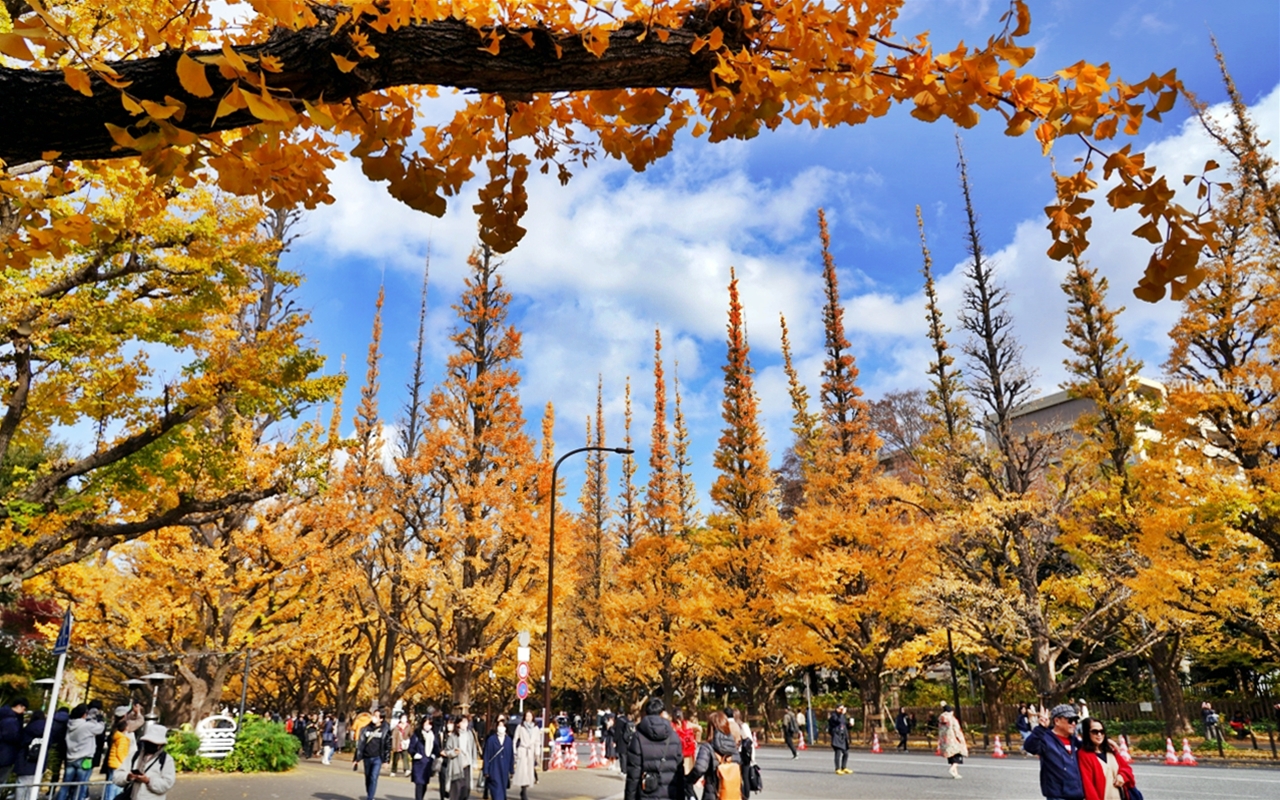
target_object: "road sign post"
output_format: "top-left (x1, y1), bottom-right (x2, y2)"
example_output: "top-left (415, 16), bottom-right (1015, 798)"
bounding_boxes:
top-left (517, 644), bottom-right (531, 713)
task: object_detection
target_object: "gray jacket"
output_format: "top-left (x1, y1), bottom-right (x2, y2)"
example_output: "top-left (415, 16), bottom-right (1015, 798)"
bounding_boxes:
top-left (66, 717), bottom-right (105, 761)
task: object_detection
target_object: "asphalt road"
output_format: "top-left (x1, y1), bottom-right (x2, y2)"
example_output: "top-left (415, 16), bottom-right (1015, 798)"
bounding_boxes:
top-left (170, 743), bottom-right (1280, 800)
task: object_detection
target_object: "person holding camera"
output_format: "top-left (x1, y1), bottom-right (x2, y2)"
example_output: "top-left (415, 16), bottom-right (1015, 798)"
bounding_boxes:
top-left (54, 704), bottom-right (104, 800)
top-left (112, 724), bottom-right (175, 800)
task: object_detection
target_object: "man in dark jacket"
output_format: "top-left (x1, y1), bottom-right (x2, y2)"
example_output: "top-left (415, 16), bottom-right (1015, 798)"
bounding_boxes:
top-left (827, 706), bottom-right (850, 774)
top-left (1023, 704), bottom-right (1084, 800)
top-left (624, 698), bottom-right (684, 800)
top-left (358, 709), bottom-right (393, 800)
top-left (615, 714), bottom-right (634, 779)
top-left (0, 697), bottom-right (28, 789)
top-left (893, 708), bottom-right (913, 752)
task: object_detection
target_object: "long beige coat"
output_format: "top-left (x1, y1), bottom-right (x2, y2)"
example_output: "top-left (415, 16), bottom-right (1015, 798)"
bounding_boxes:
top-left (512, 722), bottom-right (539, 788)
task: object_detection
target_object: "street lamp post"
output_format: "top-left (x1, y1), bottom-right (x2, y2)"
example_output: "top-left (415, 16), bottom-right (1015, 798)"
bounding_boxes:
top-left (542, 445), bottom-right (632, 770)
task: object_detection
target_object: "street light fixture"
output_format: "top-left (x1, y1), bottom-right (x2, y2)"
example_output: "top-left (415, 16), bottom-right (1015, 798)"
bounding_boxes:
top-left (542, 445), bottom-right (632, 769)
top-left (139, 672), bottom-right (175, 721)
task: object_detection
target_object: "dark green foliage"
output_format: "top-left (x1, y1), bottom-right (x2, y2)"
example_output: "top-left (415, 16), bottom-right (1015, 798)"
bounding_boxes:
top-left (168, 716), bottom-right (298, 773)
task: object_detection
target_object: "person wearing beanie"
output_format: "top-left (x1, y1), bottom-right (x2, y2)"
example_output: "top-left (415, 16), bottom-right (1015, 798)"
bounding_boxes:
top-left (1024, 703), bottom-right (1085, 800)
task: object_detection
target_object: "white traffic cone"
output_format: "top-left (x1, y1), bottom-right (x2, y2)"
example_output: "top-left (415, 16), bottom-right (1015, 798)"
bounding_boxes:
top-left (1180, 738), bottom-right (1197, 766)
top-left (565, 742), bottom-right (579, 770)
top-left (550, 744), bottom-right (563, 770)
top-left (798, 731), bottom-right (807, 751)
top-left (871, 732), bottom-right (882, 753)
top-left (1164, 738), bottom-right (1178, 765)
top-left (991, 735), bottom-right (1006, 758)
top-left (1116, 734), bottom-right (1131, 761)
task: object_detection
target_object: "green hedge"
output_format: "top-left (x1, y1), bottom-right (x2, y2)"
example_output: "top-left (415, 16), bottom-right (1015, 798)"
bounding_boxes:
top-left (168, 716), bottom-right (299, 773)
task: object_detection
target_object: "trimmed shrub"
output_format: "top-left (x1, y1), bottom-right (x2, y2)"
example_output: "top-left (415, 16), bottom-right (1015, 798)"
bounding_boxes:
top-left (220, 716), bottom-right (299, 773)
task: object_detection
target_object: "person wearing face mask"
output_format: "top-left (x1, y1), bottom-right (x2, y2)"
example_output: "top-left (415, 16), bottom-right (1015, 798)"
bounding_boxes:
top-left (511, 711), bottom-right (539, 800)
top-left (112, 724), bottom-right (175, 800)
top-left (408, 715), bottom-right (436, 800)
top-left (437, 717), bottom-right (455, 800)
top-left (444, 717), bottom-right (480, 800)
top-left (482, 717), bottom-right (514, 800)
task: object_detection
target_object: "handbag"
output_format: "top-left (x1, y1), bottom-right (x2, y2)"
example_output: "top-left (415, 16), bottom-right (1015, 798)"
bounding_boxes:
top-left (748, 763), bottom-right (763, 792)
top-left (1122, 787), bottom-right (1144, 800)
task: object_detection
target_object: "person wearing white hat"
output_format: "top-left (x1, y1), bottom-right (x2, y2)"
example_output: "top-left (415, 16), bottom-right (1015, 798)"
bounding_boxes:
top-left (112, 723), bottom-right (175, 799)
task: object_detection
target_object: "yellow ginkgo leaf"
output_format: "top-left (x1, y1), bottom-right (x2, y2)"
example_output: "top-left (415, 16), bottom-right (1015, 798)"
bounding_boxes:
top-left (332, 54), bottom-right (358, 73)
top-left (62, 65), bottom-right (93, 97)
top-left (243, 91), bottom-right (293, 122)
top-left (177, 54), bottom-right (214, 98)
top-left (302, 99), bottom-right (335, 129)
top-left (0, 33), bottom-right (35, 61)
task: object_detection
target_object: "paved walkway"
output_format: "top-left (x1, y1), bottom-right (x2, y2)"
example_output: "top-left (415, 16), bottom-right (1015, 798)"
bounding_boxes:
top-left (173, 758), bottom-right (625, 800)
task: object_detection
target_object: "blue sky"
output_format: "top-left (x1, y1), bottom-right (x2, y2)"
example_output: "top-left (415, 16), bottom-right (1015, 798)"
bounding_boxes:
top-left (285, 0), bottom-right (1280, 513)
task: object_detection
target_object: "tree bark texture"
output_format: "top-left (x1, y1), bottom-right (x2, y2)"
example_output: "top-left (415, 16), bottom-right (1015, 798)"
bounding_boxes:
top-left (0, 10), bottom-right (736, 164)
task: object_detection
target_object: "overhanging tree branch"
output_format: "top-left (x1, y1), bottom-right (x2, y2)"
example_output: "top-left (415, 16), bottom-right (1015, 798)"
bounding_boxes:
top-left (0, 10), bottom-right (735, 164)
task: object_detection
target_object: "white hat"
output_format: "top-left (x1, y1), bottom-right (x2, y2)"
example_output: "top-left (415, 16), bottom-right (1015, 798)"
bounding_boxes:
top-left (114, 706), bottom-right (130, 718)
top-left (140, 723), bottom-right (168, 745)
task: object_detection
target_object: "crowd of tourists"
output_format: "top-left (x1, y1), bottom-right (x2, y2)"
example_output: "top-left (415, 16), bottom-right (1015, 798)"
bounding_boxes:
top-left (0, 697), bottom-right (176, 800)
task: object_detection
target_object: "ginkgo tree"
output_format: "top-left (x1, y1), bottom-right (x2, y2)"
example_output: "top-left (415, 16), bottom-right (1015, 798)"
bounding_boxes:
top-left (0, 0), bottom-right (1216, 297)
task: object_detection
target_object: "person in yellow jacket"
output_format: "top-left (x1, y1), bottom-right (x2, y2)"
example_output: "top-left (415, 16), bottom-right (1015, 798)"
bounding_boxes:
top-left (102, 718), bottom-right (132, 800)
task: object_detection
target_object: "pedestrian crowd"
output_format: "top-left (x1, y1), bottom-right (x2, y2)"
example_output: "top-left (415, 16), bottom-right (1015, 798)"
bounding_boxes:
top-left (0, 697), bottom-right (174, 800)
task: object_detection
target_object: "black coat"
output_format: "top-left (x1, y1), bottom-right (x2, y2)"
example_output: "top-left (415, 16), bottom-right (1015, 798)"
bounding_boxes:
top-left (827, 712), bottom-right (849, 750)
top-left (15, 714), bottom-right (46, 777)
top-left (894, 713), bottom-right (912, 735)
top-left (358, 721), bottom-right (393, 762)
top-left (624, 715), bottom-right (684, 800)
top-left (0, 707), bottom-right (22, 768)
top-left (408, 730), bottom-right (435, 784)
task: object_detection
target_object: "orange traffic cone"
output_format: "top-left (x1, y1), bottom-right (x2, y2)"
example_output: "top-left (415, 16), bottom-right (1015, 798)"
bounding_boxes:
top-left (1179, 739), bottom-right (1197, 766)
top-left (565, 743), bottom-right (579, 770)
top-left (798, 731), bottom-right (807, 751)
top-left (1164, 738), bottom-right (1178, 765)
top-left (588, 741), bottom-right (603, 768)
top-left (991, 735), bottom-right (1006, 758)
top-left (550, 745), bottom-right (564, 770)
top-left (871, 732), bottom-right (882, 754)
top-left (1116, 735), bottom-right (1131, 761)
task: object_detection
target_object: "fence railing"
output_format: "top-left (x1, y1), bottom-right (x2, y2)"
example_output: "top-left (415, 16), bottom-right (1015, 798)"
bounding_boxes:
top-left (0, 776), bottom-right (113, 800)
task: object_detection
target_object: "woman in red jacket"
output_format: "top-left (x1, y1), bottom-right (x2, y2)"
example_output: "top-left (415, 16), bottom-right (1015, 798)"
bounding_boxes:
top-left (1077, 718), bottom-right (1135, 800)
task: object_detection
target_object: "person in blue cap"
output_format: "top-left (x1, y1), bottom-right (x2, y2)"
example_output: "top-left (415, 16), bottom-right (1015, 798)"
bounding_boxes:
top-left (1024, 703), bottom-right (1085, 800)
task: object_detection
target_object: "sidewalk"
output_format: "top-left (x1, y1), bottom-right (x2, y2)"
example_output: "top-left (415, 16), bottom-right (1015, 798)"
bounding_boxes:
top-left (173, 758), bottom-right (626, 800)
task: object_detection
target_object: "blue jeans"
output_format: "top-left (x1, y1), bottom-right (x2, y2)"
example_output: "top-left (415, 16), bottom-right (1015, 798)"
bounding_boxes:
top-left (101, 768), bottom-right (119, 800)
top-left (364, 757), bottom-right (383, 800)
top-left (54, 762), bottom-right (92, 800)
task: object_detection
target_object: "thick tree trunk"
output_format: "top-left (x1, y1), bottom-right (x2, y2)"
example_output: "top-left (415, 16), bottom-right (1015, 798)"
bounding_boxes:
top-left (452, 665), bottom-right (473, 716)
top-left (979, 663), bottom-right (1006, 748)
top-left (1149, 635), bottom-right (1191, 736)
top-left (0, 8), bottom-right (739, 164)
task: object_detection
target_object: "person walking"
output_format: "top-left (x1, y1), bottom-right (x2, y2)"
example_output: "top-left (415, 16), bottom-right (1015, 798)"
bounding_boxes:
top-left (673, 710), bottom-right (698, 779)
top-left (408, 716), bottom-right (436, 800)
top-left (615, 713), bottom-right (635, 778)
top-left (55, 703), bottom-right (105, 800)
top-left (780, 709), bottom-right (799, 759)
top-left (482, 719), bottom-right (514, 800)
top-left (893, 708), bottom-right (912, 751)
top-left (827, 705), bottom-right (851, 775)
top-left (512, 711), bottom-right (539, 800)
top-left (686, 711), bottom-right (745, 800)
top-left (436, 718), bottom-right (455, 800)
top-left (624, 697), bottom-right (684, 800)
top-left (936, 704), bottom-right (968, 779)
top-left (1024, 703), bottom-right (1085, 800)
top-left (391, 714), bottom-right (412, 777)
top-left (445, 716), bottom-right (480, 800)
top-left (1077, 718), bottom-right (1135, 800)
top-left (357, 709), bottom-right (393, 800)
top-left (322, 715), bottom-right (337, 765)
top-left (112, 724), bottom-right (176, 800)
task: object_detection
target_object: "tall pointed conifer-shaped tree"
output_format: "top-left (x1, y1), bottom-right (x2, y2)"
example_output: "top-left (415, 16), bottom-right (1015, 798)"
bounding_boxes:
top-left (1134, 48), bottom-right (1280, 662)
top-left (785, 210), bottom-right (928, 735)
top-left (702, 268), bottom-right (796, 724)
top-left (616, 379), bottom-right (640, 549)
top-left (672, 363), bottom-right (700, 535)
top-left (407, 245), bottom-right (546, 712)
top-left (644, 330), bottom-right (680, 537)
top-left (776, 315), bottom-right (819, 518)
